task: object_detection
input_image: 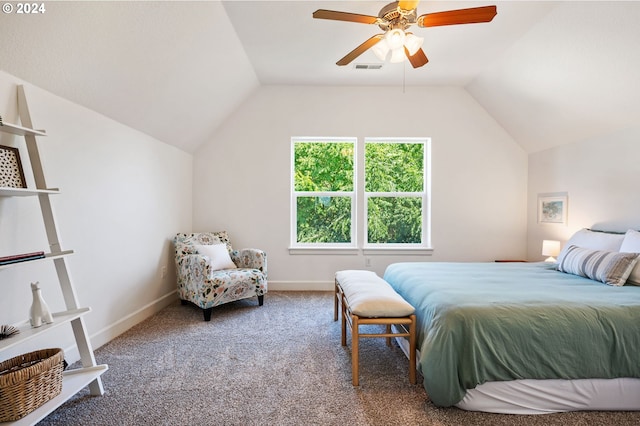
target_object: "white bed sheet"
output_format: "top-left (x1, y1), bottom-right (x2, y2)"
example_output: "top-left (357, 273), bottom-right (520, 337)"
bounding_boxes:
top-left (457, 378), bottom-right (640, 414)
top-left (393, 331), bottom-right (640, 414)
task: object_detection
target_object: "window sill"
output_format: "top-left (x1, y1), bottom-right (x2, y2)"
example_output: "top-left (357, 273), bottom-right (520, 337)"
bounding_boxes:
top-left (288, 247), bottom-right (433, 256)
top-left (289, 247), bottom-right (359, 255)
top-left (362, 247), bottom-right (433, 256)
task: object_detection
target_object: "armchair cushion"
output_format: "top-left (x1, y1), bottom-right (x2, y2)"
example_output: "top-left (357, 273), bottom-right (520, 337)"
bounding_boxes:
top-left (194, 243), bottom-right (237, 271)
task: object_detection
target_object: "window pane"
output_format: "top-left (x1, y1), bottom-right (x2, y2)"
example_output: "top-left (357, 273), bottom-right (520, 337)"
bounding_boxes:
top-left (294, 142), bottom-right (354, 191)
top-left (297, 196), bottom-right (352, 243)
top-left (365, 143), bottom-right (423, 192)
top-left (367, 197), bottom-right (422, 243)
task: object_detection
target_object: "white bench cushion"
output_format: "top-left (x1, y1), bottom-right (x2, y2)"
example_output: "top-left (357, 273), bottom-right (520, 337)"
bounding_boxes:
top-left (336, 270), bottom-right (415, 317)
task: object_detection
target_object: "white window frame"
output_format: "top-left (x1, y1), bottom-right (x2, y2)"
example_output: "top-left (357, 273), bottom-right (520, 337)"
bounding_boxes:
top-left (290, 136), bottom-right (432, 255)
top-left (290, 137), bottom-right (358, 252)
top-left (363, 137), bottom-right (431, 254)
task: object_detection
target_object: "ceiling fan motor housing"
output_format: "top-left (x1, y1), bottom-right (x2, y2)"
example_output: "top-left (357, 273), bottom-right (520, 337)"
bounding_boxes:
top-left (378, 2), bottom-right (418, 31)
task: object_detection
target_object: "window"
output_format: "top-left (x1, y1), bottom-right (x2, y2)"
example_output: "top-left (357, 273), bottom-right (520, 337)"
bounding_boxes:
top-left (291, 136), bottom-right (430, 252)
top-left (291, 137), bottom-right (356, 247)
top-left (365, 138), bottom-right (428, 248)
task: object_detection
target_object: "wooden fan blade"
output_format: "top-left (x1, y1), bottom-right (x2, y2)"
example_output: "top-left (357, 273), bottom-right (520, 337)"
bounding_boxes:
top-left (336, 34), bottom-right (384, 66)
top-left (418, 5), bottom-right (497, 27)
top-left (313, 9), bottom-right (379, 25)
top-left (398, 0), bottom-right (420, 11)
top-left (405, 47), bottom-right (429, 68)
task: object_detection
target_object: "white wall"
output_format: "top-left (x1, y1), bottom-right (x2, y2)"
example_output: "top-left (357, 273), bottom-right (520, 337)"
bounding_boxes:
top-left (527, 125), bottom-right (640, 259)
top-left (193, 85), bottom-right (528, 289)
top-left (0, 71), bottom-right (192, 362)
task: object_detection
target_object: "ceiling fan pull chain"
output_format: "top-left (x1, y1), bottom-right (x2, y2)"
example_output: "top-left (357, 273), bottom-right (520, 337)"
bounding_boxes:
top-left (403, 60), bottom-right (406, 93)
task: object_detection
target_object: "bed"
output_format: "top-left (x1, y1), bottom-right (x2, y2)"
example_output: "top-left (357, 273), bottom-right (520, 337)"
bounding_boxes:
top-left (382, 228), bottom-right (640, 414)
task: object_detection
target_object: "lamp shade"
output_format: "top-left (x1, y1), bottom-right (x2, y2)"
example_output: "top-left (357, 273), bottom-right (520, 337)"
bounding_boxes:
top-left (404, 33), bottom-right (424, 56)
top-left (542, 240), bottom-right (561, 262)
top-left (371, 39), bottom-right (390, 61)
top-left (389, 47), bottom-right (406, 63)
top-left (375, 29), bottom-right (424, 65)
top-left (385, 28), bottom-right (406, 50)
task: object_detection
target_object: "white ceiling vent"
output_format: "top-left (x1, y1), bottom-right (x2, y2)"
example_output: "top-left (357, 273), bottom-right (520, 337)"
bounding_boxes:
top-left (354, 63), bottom-right (383, 70)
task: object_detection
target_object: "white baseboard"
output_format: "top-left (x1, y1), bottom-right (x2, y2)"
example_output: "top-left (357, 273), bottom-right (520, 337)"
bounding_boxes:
top-left (92, 290), bottom-right (177, 349)
top-left (268, 280), bottom-right (334, 291)
top-left (63, 290), bottom-right (177, 364)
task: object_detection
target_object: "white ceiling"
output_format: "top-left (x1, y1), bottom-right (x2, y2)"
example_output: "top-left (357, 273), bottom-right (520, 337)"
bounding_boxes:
top-left (223, 1), bottom-right (555, 87)
top-left (1, 1), bottom-right (640, 154)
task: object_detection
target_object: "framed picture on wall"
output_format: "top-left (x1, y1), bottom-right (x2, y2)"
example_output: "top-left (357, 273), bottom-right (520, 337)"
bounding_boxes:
top-left (538, 193), bottom-right (568, 225)
top-left (0, 145), bottom-right (27, 188)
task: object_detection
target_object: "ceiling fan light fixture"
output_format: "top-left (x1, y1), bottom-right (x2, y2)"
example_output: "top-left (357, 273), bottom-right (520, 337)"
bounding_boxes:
top-left (389, 47), bottom-right (406, 63)
top-left (385, 28), bottom-right (406, 50)
top-left (404, 33), bottom-right (424, 56)
top-left (371, 39), bottom-right (390, 61)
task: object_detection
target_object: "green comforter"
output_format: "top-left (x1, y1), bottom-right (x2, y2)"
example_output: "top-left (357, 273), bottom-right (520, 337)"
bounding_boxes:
top-left (383, 262), bottom-right (640, 407)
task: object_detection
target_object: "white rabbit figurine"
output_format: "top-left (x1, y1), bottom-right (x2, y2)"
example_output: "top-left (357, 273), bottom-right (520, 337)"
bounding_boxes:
top-left (30, 281), bottom-right (54, 328)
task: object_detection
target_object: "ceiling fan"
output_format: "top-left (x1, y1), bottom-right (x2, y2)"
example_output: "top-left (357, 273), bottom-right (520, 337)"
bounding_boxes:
top-left (312, 1), bottom-right (497, 68)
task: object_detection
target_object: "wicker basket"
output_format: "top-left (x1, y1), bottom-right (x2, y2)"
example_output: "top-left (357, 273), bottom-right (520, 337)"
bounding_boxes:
top-left (0, 348), bottom-right (64, 422)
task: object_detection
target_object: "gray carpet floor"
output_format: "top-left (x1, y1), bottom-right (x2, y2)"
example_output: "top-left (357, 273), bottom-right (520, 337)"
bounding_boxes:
top-left (39, 291), bottom-right (640, 425)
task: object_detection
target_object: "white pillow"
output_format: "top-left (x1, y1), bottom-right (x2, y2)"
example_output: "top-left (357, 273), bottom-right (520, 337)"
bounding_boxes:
top-left (557, 229), bottom-right (625, 264)
top-left (619, 229), bottom-right (640, 285)
top-left (194, 244), bottom-right (237, 271)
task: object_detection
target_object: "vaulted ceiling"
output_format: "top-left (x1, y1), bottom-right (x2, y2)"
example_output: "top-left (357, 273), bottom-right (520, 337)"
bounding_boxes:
top-left (1, 1), bottom-right (639, 154)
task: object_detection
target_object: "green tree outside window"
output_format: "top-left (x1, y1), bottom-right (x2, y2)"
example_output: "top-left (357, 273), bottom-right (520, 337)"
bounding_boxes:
top-left (294, 141), bottom-right (354, 244)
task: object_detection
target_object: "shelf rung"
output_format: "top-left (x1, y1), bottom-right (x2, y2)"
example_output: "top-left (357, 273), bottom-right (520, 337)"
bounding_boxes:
top-left (0, 121), bottom-right (46, 136)
top-left (0, 187), bottom-right (60, 197)
top-left (0, 250), bottom-right (74, 271)
top-left (0, 307), bottom-right (91, 352)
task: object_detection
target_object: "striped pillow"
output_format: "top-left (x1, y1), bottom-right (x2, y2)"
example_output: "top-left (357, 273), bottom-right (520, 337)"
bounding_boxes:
top-left (558, 245), bottom-right (639, 286)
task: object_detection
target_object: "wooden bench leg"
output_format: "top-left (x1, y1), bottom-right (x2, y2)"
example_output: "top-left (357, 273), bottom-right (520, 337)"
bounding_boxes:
top-left (352, 314), bottom-right (360, 386)
top-left (409, 314), bottom-right (417, 384)
top-left (334, 280), bottom-right (339, 321)
top-left (341, 292), bottom-right (347, 347)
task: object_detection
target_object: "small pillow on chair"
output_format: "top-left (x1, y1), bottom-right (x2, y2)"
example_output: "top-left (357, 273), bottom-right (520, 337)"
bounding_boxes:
top-left (194, 244), bottom-right (237, 271)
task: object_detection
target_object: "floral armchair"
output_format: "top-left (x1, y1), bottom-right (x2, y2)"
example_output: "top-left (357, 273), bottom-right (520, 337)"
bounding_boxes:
top-left (173, 231), bottom-right (267, 321)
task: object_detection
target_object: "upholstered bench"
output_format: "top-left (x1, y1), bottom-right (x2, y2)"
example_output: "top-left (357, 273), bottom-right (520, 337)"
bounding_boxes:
top-left (334, 270), bottom-right (417, 386)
